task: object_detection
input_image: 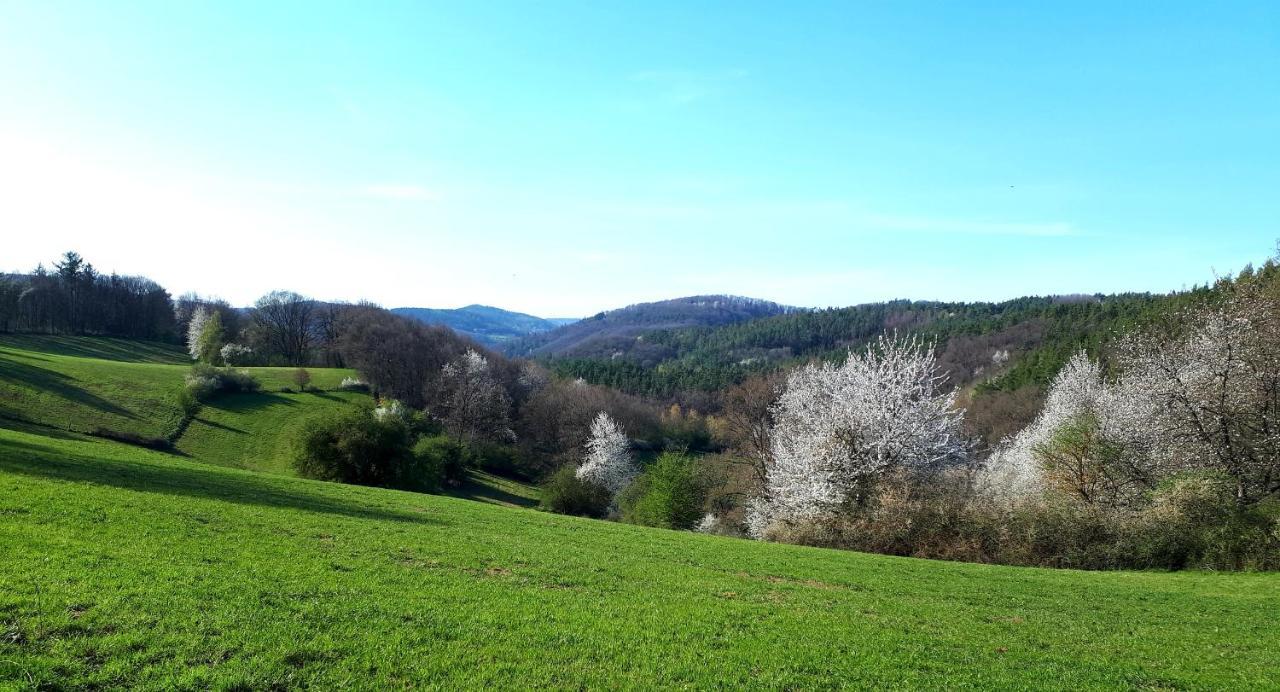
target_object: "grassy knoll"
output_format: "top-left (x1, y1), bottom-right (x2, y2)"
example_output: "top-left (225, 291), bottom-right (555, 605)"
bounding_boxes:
top-left (2, 425), bottom-right (1277, 689)
top-left (175, 390), bottom-right (373, 474)
top-left (0, 337), bottom-right (359, 441)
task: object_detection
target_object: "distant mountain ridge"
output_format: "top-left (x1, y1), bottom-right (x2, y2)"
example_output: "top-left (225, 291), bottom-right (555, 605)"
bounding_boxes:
top-left (502, 295), bottom-right (796, 358)
top-left (391, 305), bottom-right (577, 346)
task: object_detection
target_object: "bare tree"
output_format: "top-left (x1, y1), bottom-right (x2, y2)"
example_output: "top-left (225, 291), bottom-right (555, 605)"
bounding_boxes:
top-left (252, 290), bottom-right (316, 366)
top-left (717, 372), bottom-right (784, 497)
top-left (438, 349), bottom-right (513, 445)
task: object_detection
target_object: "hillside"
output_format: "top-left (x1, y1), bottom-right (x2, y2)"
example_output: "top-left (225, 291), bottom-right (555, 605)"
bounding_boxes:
top-left (504, 295), bottom-right (794, 358)
top-left (176, 390), bottom-right (374, 474)
top-left (392, 305), bottom-right (576, 346)
top-left (0, 335), bottom-right (360, 443)
top-left (532, 291), bottom-right (1223, 402)
top-left (0, 334), bottom-right (536, 499)
top-left (4, 423), bottom-right (1278, 687)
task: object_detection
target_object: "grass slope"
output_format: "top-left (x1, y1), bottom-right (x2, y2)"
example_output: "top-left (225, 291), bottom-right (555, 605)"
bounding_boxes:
top-left (3, 425), bottom-right (1278, 689)
top-left (175, 391), bottom-right (373, 475)
top-left (0, 335), bottom-right (359, 441)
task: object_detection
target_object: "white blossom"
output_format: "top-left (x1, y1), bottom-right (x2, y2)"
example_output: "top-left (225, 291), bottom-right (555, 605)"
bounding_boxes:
top-left (186, 307), bottom-right (210, 361)
top-left (750, 335), bottom-right (969, 536)
top-left (219, 343), bottom-right (254, 366)
top-left (373, 399), bottom-right (409, 423)
top-left (694, 513), bottom-right (720, 534)
top-left (978, 352), bottom-right (1105, 504)
top-left (439, 349), bottom-right (513, 443)
top-left (576, 412), bottom-right (636, 494)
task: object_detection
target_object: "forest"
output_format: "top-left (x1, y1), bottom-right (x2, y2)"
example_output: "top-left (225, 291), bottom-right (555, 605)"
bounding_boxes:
top-left (4, 249), bottom-right (1279, 571)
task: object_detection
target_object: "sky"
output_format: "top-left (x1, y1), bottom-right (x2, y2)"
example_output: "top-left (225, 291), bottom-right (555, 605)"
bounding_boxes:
top-left (1, 2), bottom-right (1277, 317)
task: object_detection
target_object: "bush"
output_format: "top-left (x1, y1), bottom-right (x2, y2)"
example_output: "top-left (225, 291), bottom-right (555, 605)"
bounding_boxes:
top-left (619, 452), bottom-right (708, 530)
top-left (219, 343), bottom-right (255, 366)
top-left (291, 407), bottom-right (433, 491)
top-left (184, 364), bottom-right (261, 402)
top-left (540, 465), bottom-right (611, 518)
top-left (293, 368), bottom-right (312, 391)
top-left (175, 386), bottom-right (201, 419)
top-left (88, 427), bottom-right (172, 451)
top-left (411, 435), bottom-right (472, 488)
top-left (339, 377), bottom-right (370, 392)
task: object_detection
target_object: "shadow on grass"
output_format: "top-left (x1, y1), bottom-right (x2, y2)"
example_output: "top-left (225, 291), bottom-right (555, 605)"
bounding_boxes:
top-left (446, 472), bottom-right (539, 509)
top-left (190, 418), bottom-right (249, 434)
top-left (0, 358), bottom-right (140, 419)
top-left (0, 416), bottom-right (85, 441)
top-left (202, 392), bottom-right (298, 413)
top-left (0, 334), bottom-right (186, 363)
top-left (0, 437), bottom-right (448, 527)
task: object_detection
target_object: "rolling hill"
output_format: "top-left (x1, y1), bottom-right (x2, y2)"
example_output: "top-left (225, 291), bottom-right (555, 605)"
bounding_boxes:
top-left (526, 290), bottom-right (1227, 404)
top-left (503, 295), bottom-right (795, 358)
top-left (391, 305), bottom-right (577, 346)
top-left (4, 422), bottom-right (1279, 687)
top-left (3, 334), bottom-right (1279, 686)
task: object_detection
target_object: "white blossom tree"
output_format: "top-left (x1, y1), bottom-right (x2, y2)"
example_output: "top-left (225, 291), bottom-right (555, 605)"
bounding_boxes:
top-left (977, 352), bottom-right (1160, 508)
top-left (576, 412), bottom-right (636, 494)
top-left (186, 306), bottom-right (210, 361)
top-left (981, 285), bottom-right (1280, 509)
top-left (747, 335), bottom-right (969, 537)
top-left (1117, 297), bottom-right (1280, 505)
top-left (438, 349), bottom-right (514, 444)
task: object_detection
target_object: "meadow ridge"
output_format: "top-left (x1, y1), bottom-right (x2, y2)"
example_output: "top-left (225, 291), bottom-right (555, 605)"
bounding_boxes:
top-left (2, 337), bottom-right (1279, 688)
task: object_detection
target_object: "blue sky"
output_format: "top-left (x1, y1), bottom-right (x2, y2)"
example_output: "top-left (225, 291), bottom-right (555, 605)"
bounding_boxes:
top-left (1, 2), bottom-right (1276, 316)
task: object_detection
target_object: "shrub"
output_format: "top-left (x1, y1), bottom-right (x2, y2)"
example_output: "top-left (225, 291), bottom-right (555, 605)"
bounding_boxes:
top-left (339, 376), bottom-right (369, 392)
top-left (411, 435), bottom-right (472, 488)
top-left (219, 343), bottom-right (255, 366)
top-left (541, 465), bottom-right (610, 518)
top-left (619, 452), bottom-right (708, 530)
top-left (291, 407), bottom-right (428, 490)
top-left (88, 427), bottom-right (172, 451)
top-left (293, 368), bottom-right (312, 392)
top-left (175, 386), bottom-right (201, 419)
top-left (184, 364), bottom-right (261, 402)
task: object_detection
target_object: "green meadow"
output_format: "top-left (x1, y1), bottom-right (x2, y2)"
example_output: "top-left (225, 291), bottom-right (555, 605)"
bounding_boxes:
top-left (2, 337), bottom-right (1278, 688)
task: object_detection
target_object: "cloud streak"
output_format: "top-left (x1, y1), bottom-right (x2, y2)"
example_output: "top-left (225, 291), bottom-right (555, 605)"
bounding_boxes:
top-left (359, 184), bottom-right (441, 202)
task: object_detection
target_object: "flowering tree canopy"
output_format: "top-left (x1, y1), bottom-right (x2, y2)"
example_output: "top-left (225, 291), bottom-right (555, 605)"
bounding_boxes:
top-left (748, 335), bottom-right (968, 536)
top-left (981, 285), bottom-right (1280, 508)
top-left (438, 349), bottom-right (513, 444)
top-left (186, 307), bottom-right (210, 362)
top-left (576, 412), bottom-right (636, 494)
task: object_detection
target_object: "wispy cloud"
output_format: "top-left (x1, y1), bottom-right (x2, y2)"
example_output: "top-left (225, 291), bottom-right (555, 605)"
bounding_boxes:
top-left (629, 68), bottom-right (748, 105)
top-left (574, 198), bottom-right (1078, 238)
top-left (359, 184), bottom-right (440, 202)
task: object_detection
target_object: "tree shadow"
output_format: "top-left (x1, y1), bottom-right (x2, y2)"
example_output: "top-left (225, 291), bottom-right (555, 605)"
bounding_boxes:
top-left (0, 334), bottom-right (185, 363)
top-left (0, 436), bottom-right (449, 527)
top-left (190, 418), bottom-right (248, 434)
top-left (0, 359), bottom-right (139, 419)
top-left (202, 392), bottom-right (297, 413)
top-left (446, 472), bottom-right (539, 509)
top-left (0, 416), bottom-right (85, 441)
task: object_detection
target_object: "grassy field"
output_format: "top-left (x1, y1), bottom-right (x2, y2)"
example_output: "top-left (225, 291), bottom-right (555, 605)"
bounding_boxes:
top-left (2, 335), bottom-right (1278, 688)
top-left (0, 335), bottom-right (360, 441)
top-left (2, 423), bottom-right (1279, 689)
top-left (176, 390), bottom-right (373, 474)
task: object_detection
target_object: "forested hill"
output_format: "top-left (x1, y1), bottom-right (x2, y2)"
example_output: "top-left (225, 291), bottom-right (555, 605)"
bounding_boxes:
top-left (392, 305), bottom-right (575, 346)
top-left (533, 286), bottom-right (1241, 401)
top-left (502, 295), bottom-right (795, 358)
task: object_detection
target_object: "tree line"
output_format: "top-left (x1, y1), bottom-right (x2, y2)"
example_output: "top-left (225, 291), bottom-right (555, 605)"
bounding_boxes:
top-left (0, 252), bottom-right (174, 339)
